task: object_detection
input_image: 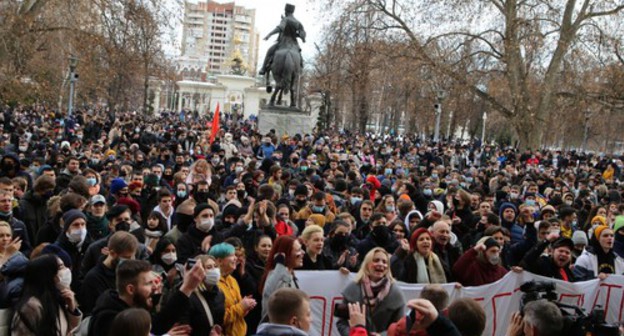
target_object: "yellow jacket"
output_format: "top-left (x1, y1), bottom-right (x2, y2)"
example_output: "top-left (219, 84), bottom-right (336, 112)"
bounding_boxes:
top-left (217, 274), bottom-right (247, 336)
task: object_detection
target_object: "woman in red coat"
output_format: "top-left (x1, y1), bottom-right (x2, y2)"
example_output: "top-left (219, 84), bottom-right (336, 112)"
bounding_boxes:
top-left (452, 237), bottom-right (507, 286)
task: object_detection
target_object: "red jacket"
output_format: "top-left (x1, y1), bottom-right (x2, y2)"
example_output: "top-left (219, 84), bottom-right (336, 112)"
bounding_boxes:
top-left (452, 248), bottom-right (508, 286)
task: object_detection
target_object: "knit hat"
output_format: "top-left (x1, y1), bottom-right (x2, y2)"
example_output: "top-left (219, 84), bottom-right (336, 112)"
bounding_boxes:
top-left (613, 215), bottom-right (624, 233)
top-left (62, 209), bottom-right (86, 232)
top-left (499, 202), bottom-right (518, 219)
top-left (116, 197), bottom-right (140, 214)
top-left (41, 244), bottom-right (72, 268)
top-left (571, 231), bottom-right (588, 245)
top-left (483, 237), bottom-right (500, 251)
top-left (128, 181), bottom-right (143, 191)
top-left (551, 237), bottom-right (574, 251)
top-left (194, 202), bottom-right (214, 218)
top-left (110, 178), bottom-right (128, 195)
top-left (593, 225), bottom-right (609, 239)
top-left (591, 215), bottom-right (607, 227)
top-left (409, 228), bottom-right (432, 251)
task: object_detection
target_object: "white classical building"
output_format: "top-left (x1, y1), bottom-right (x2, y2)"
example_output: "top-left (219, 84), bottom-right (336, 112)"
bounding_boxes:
top-left (149, 75), bottom-right (269, 118)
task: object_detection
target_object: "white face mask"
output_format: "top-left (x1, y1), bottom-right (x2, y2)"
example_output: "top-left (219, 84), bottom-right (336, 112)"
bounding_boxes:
top-left (57, 268), bottom-right (72, 289)
top-left (161, 252), bottom-right (177, 265)
top-left (198, 218), bottom-right (214, 232)
top-left (66, 227), bottom-right (87, 244)
top-left (204, 268), bottom-right (221, 286)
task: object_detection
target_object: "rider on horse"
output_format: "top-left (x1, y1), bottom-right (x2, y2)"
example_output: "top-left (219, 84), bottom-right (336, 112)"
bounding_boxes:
top-left (258, 3), bottom-right (306, 76)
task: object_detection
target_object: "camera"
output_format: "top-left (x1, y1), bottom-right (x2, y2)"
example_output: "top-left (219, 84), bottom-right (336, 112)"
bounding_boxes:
top-left (520, 280), bottom-right (619, 336)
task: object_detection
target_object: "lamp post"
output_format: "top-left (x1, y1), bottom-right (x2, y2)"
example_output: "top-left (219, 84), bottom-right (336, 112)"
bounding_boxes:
top-left (433, 89), bottom-right (445, 142)
top-left (481, 112), bottom-right (487, 145)
top-left (67, 55), bottom-right (78, 117)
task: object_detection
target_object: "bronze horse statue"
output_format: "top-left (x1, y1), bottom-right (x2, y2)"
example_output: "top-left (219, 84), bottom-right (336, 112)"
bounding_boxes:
top-left (265, 17), bottom-right (301, 107)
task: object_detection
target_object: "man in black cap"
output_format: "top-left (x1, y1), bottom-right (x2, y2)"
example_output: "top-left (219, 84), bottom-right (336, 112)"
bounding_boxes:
top-left (258, 3), bottom-right (306, 75)
top-left (521, 235), bottom-right (576, 282)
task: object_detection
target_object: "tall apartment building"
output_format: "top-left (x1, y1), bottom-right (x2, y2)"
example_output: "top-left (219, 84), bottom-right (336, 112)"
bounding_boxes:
top-left (177, 0), bottom-right (259, 78)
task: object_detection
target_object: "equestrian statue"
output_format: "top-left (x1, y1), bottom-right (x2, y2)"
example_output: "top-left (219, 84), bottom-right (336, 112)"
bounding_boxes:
top-left (259, 4), bottom-right (306, 108)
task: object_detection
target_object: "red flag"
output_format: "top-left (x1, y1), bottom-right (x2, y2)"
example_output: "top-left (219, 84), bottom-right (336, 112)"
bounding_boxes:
top-left (209, 103), bottom-right (220, 144)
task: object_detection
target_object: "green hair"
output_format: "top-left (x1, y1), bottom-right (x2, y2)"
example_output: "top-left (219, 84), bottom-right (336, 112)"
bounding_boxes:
top-left (208, 243), bottom-right (235, 259)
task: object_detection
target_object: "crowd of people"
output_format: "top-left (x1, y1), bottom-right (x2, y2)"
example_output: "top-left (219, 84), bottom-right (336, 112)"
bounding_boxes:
top-left (0, 104), bottom-right (623, 336)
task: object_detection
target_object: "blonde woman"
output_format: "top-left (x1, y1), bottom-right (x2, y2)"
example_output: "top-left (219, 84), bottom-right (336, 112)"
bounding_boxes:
top-left (336, 247), bottom-right (405, 336)
top-left (186, 159), bottom-right (213, 186)
top-left (300, 225), bottom-right (330, 270)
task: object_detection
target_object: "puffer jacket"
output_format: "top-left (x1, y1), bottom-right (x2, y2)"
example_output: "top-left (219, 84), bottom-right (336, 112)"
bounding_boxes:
top-left (0, 252), bottom-right (28, 308)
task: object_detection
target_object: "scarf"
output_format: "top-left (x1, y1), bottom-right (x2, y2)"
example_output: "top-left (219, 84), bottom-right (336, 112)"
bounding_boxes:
top-left (413, 252), bottom-right (447, 284)
top-left (361, 275), bottom-right (392, 309)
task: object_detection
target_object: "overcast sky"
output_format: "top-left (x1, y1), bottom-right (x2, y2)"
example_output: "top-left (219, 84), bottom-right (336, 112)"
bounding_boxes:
top-left (169, 0), bottom-right (324, 70)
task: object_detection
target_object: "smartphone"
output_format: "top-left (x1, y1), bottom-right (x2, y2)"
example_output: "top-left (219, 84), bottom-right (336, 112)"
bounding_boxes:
top-left (405, 308), bottom-right (417, 331)
top-left (333, 303), bottom-right (350, 320)
top-left (186, 258), bottom-right (197, 270)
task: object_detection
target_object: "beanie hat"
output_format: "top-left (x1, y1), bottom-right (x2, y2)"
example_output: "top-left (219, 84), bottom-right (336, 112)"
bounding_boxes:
top-left (41, 244), bottom-right (72, 268)
top-left (593, 225), bottom-right (609, 240)
top-left (499, 202), bottom-right (518, 219)
top-left (222, 203), bottom-right (241, 219)
top-left (613, 215), bottom-right (624, 233)
top-left (62, 209), bottom-right (86, 232)
top-left (194, 202), bottom-right (213, 218)
top-left (409, 228), bottom-right (432, 251)
top-left (590, 216), bottom-right (607, 227)
top-left (483, 237), bottom-right (500, 251)
top-left (110, 178), bottom-right (128, 195)
top-left (571, 230), bottom-right (588, 245)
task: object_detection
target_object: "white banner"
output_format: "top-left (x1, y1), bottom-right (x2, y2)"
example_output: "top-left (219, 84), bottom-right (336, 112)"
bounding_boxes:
top-left (297, 271), bottom-right (624, 336)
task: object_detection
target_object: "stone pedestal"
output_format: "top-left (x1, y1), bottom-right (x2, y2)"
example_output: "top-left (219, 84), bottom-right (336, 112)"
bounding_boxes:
top-left (258, 106), bottom-right (314, 137)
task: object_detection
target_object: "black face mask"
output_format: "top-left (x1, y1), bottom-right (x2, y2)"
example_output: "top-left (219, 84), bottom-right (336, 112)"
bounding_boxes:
top-left (236, 190), bottom-right (246, 199)
top-left (372, 225), bottom-right (390, 242)
top-left (195, 191), bottom-right (209, 203)
top-left (115, 221), bottom-right (130, 232)
top-left (330, 234), bottom-right (349, 250)
top-left (295, 199), bottom-right (307, 206)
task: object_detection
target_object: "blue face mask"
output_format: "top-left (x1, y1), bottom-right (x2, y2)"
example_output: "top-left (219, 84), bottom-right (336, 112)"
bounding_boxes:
top-left (525, 199), bottom-right (536, 206)
top-left (423, 189), bottom-right (432, 196)
top-left (350, 197), bottom-right (362, 205)
top-left (384, 168), bottom-right (393, 176)
top-left (86, 177), bottom-right (97, 187)
top-left (431, 174), bottom-right (438, 179)
top-left (177, 190), bottom-right (187, 198)
top-left (312, 205), bottom-right (325, 214)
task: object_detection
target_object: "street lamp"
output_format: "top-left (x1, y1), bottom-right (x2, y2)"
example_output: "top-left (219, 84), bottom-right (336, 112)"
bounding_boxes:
top-left (481, 112), bottom-right (487, 145)
top-left (67, 55), bottom-right (79, 117)
top-left (433, 89), bottom-right (445, 142)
